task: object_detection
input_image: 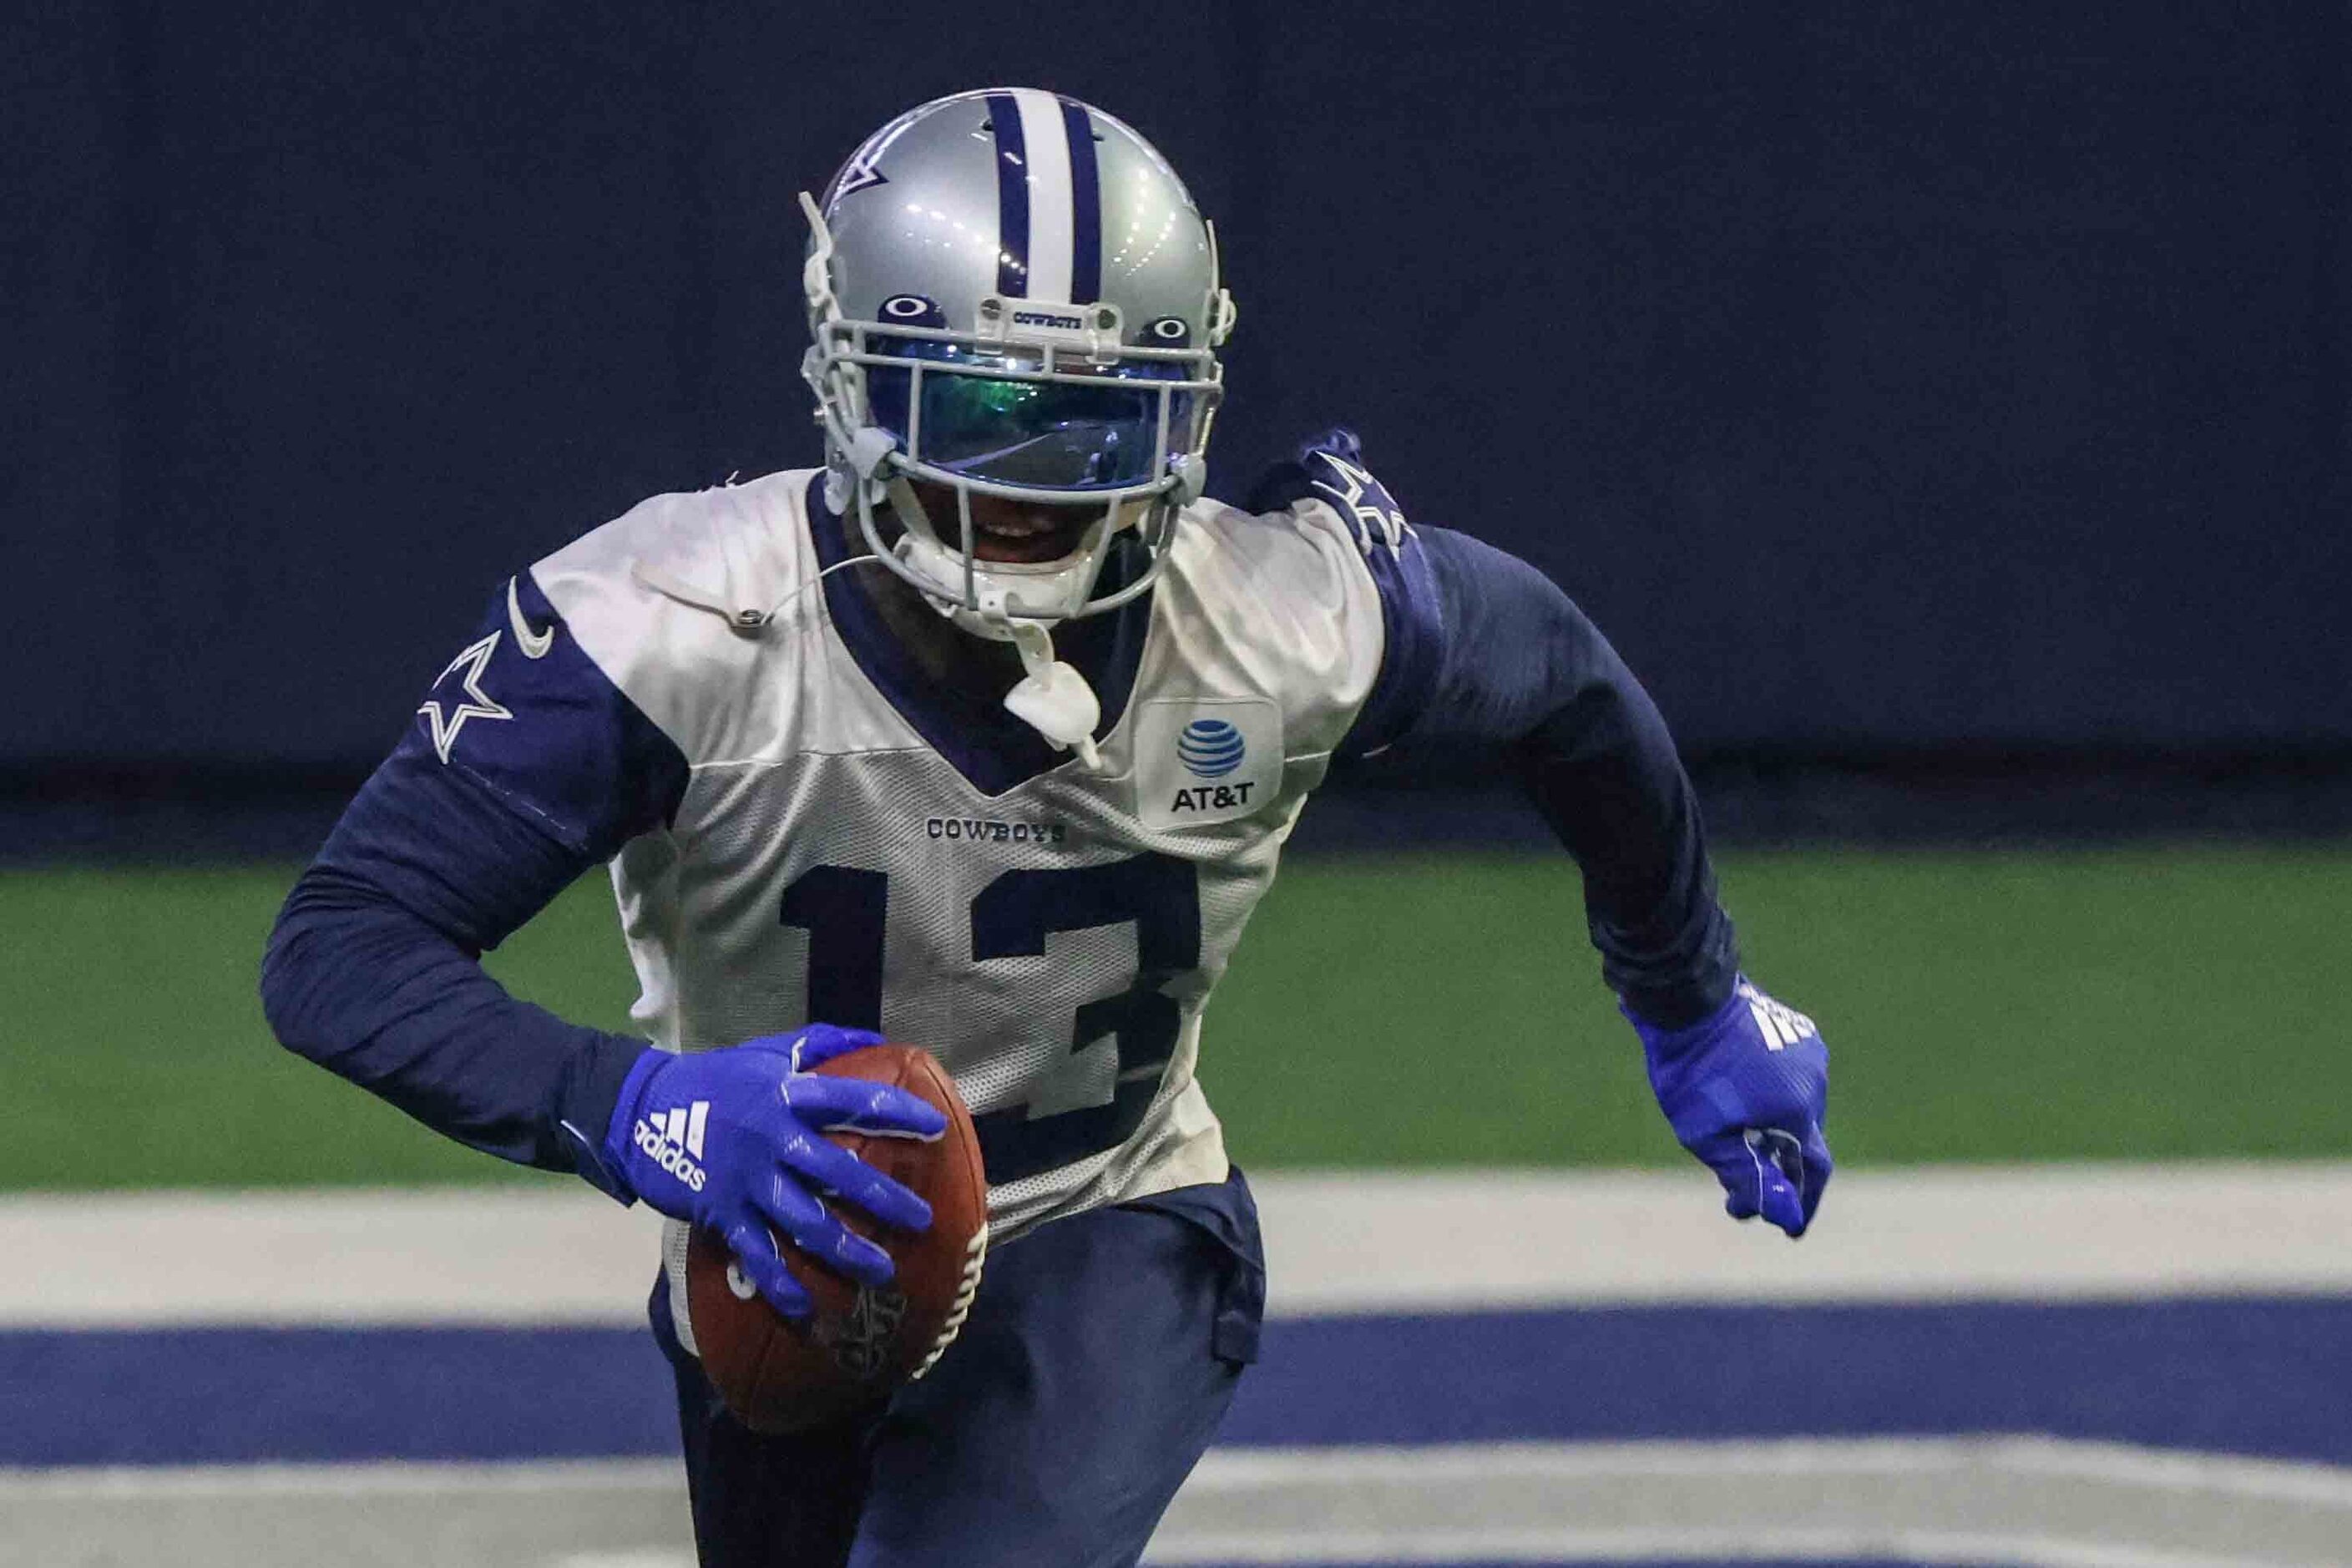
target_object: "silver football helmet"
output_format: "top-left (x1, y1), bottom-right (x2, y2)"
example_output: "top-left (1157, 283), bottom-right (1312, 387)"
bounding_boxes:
top-left (801, 89), bottom-right (1237, 651)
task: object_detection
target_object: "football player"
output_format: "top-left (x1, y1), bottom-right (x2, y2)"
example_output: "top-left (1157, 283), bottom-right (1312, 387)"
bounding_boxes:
top-left (261, 89), bottom-right (1830, 1566)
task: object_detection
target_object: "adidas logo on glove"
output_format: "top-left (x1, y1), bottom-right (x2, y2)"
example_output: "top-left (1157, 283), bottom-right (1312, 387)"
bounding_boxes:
top-left (1740, 982), bottom-right (1818, 1051)
top-left (634, 1100), bottom-right (711, 1192)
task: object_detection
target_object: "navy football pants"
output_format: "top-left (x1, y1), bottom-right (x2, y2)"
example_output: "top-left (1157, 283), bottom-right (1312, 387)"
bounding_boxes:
top-left (650, 1166), bottom-right (1266, 1568)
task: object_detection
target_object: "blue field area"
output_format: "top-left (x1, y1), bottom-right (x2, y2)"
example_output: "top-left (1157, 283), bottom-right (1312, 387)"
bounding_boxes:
top-left (9, 1297), bottom-right (2350, 1469)
top-left (14, 1171), bottom-right (2352, 1564)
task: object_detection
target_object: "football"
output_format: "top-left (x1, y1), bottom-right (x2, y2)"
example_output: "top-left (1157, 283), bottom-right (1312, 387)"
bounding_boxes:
top-left (685, 1043), bottom-right (989, 1434)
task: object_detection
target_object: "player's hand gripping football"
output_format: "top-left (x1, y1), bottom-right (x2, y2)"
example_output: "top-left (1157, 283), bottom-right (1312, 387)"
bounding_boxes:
top-left (1627, 978), bottom-right (1831, 1238)
top-left (604, 1024), bottom-right (947, 1316)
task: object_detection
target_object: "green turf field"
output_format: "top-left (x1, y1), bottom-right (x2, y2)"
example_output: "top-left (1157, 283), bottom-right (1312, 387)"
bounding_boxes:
top-left (4, 847), bottom-right (2346, 1190)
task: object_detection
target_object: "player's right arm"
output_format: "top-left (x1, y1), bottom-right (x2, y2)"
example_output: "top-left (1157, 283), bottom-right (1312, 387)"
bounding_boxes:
top-left (258, 570), bottom-right (938, 1312)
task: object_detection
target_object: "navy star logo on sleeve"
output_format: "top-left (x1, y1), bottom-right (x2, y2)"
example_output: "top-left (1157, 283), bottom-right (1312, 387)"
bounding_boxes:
top-left (417, 631), bottom-right (513, 763)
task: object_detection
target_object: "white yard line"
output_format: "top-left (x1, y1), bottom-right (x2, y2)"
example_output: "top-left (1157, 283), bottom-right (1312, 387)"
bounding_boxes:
top-left (5, 1439), bottom-right (2348, 1568)
top-left (1139, 1527), bottom-right (2284, 1567)
top-left (1178, 1437), bottom-right (2352, 1510)
top-left (0, 1458), bottom-right (684, 1500)
top-left (1155, 1438), bottom-right (2352, 1568)
top-left (1257, 1163), bottom-right (2352, 1314)
top-left (4, 1164), bottom-right (2350, 1328)
top-left (9, 1435), bottom-right (2344, 1507)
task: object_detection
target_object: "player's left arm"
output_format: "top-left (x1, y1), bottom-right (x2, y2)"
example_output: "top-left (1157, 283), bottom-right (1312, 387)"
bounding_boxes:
top-left (1258, 430), bottom-right (1830, 1237)
top-left (1405, 529), bottom-right (1830, 1237)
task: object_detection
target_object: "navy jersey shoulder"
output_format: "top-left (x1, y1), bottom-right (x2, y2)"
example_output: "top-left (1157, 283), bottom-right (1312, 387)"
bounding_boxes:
top-left (402, 570), bottom-right (690, 862)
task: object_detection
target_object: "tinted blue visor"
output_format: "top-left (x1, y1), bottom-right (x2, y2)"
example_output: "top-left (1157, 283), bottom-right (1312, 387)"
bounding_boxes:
top-left (865, 340), bottom-right (1193, 492)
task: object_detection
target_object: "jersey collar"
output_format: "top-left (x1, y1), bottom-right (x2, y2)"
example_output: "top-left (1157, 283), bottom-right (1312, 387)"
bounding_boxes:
top-left (803, 473), bottom-right (1150, 798)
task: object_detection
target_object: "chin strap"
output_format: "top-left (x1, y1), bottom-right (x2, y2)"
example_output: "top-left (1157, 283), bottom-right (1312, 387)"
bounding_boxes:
top-left (1002, 621), bottom-right (1104, 772)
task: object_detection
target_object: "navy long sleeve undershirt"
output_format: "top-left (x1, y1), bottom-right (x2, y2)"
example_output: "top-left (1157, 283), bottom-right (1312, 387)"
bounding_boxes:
top-left (1392, 529), bottom-right (1737, 1028)
top-left (260, 505), bottom-right (1735, 1196)
top-left (1253, 435), bottom-right (1737, 1029)
top-left (260, 748), bottom-right (645, 1177)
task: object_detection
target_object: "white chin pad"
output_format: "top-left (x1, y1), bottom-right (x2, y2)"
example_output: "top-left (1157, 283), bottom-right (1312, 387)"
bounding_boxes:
top-left (1004, 623), bottom-right (1104, 770)
top-left (1003, 662), bottom-right (1100, 751)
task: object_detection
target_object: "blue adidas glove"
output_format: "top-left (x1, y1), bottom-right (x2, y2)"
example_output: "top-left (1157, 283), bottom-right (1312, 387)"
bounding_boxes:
top-left (1628, 979), bottom-right (1832, 1238)
top-left (603, 1024), bottom-right (948, 1317)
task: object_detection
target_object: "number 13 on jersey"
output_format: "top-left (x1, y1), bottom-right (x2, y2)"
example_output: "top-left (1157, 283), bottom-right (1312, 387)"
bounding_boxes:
top-left (778, 853), bottom-right (1201, 1186)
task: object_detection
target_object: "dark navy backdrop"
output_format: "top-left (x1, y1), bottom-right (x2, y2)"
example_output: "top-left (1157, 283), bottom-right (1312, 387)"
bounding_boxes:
top-left (8, 2), bottom-right (2349, 771)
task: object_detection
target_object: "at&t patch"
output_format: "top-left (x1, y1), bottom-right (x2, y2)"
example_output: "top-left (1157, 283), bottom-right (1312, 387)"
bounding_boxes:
top-left (1131, 699), bottom-right (1283, 831)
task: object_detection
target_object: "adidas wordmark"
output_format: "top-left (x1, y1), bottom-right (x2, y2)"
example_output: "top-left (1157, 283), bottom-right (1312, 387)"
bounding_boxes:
top-left (634, 1100), bottom-right (711, 1192)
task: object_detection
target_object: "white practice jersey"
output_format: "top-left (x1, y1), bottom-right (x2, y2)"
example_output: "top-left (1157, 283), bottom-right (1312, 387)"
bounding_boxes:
top-left (526, 468), bottom-right (1416, 1338)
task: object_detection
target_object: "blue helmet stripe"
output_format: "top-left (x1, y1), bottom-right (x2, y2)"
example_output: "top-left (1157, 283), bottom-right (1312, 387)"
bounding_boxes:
top-left (986, 92), bottom-right (1029, 298)
top-left (1061, 99), bottom-right (1102, 305)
